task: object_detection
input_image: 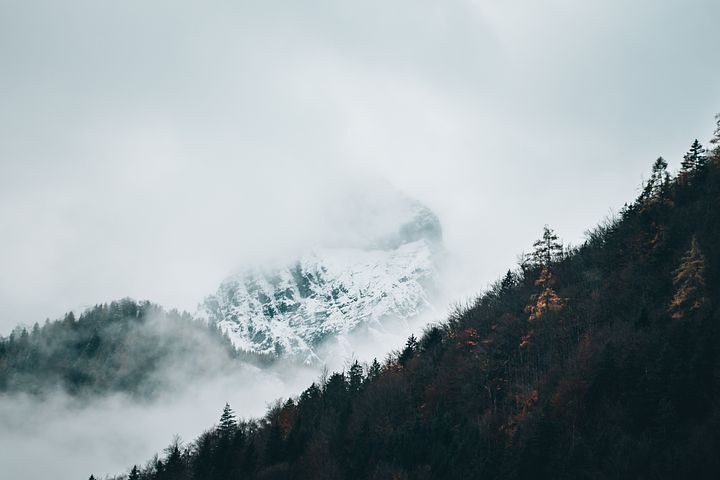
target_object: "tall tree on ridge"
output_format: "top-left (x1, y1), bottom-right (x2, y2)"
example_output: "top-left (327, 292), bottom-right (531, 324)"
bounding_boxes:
top-left (640, 157), bottom-right (670, 203)
top-left (218, 403), bottom-right (236, 439)
top-left (399, 334), bottom-right (419, 365)
top-left (348, 360), bottom-right (364, 393)
top-left (366, 358), bottom-right (382, 382)
top-left (530, 225), bottom-right (563, 268)
top-left (680, 139), bottom-right (706, 179)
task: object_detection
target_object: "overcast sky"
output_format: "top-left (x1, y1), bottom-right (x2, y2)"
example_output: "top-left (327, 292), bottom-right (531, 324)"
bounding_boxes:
top-left (1, 0), bottom-right (719, 333)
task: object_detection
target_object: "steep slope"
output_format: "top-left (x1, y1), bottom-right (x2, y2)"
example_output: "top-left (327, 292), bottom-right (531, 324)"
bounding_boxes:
top-left (114, 131), bottom-right (720, 480)
top-left (198, 201), bottom-right (443, 363)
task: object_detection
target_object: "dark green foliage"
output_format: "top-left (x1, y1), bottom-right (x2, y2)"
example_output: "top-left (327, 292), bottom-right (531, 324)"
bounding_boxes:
top-left (366, 358), bottom-right (382, 382)
top-left (0, 299), bottom-right (270, 397)
top-left (112, 117), bottom-right (720, 479)
top-left (527, 225), bottom-right (563, 269)
top-left (219, 403), bottom-right (237, 438)
top-left (348, 360), bottom-right (364, 393)
top-left (128, 465), bottom-right (140, 480)
top-left (640, 156), bottom-right (670, 203)
top-left (680, 139), bottom-right (708, 181)
top-left (398, 334), bottom-right (418, 365)
top-left (161, 439), bottom-right (186, 480)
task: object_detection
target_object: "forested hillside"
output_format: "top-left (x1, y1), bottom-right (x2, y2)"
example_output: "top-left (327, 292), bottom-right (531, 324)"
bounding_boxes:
top-left (0, 299), bottom-right (270, 397)
top-left (106, 117), bottom-right (720, 479)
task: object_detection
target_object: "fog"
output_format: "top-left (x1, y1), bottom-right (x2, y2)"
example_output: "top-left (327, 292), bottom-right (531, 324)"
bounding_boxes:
top-left (0, 367), bottom-right (315, 479)
top-left (2, 0), bottom-right (719, 331)
top-left (1, 0), bottom-right (720, 478)
top-left (0, 306), bottom-right (444, 479)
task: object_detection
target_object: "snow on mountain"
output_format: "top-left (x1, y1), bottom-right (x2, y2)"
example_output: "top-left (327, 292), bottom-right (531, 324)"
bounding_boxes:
top-left (198, 197), bottom-right (443, 363)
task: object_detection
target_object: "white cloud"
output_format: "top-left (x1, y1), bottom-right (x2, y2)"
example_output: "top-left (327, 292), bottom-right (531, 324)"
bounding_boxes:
top-left (0, 0), bottom-right (719, 329)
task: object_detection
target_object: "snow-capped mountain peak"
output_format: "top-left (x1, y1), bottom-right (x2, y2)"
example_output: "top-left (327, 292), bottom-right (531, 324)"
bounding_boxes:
top-left (198, 197), bottom-right (442, 363)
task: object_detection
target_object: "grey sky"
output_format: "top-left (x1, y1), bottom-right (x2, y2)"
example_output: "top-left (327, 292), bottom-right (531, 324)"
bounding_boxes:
top-left (1, 0), bottom-right (719, 333)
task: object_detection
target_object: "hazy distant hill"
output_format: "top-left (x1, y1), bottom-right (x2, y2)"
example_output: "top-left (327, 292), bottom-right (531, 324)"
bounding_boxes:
top-left (0, 299), bottom-right (267, 397)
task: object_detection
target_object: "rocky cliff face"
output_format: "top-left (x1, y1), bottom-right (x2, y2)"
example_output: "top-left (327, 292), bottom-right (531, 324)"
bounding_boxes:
top-left (198, 199), bottom-right (443, 363)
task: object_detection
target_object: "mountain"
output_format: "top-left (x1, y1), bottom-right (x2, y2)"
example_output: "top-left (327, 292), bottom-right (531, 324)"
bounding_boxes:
top-left (198, 199), bottom-right (443, 363)
top-left (112, 129), bottom-right (720, 479)
top-left (0, 193), bottom-right (443, 396)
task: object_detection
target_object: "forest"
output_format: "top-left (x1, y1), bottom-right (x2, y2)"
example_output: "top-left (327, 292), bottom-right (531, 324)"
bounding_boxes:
top-left (85, 115), bottom-right (720, 478)
top-left (0, 299), bottom-right (271, 397)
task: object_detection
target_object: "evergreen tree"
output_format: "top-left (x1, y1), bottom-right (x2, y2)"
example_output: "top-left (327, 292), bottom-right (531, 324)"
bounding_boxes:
top-left (499, 270), bottom-right (517, 295)
top-left (163, 439), bottom-right (184, 480)
top-left (192, 432), bottom-right (214, 480)
top-left (299, 382), bottom-right (321, 405)
top-left (530, 226), bottom-right (563, 267)
top-left (218, 403), bottom-right (236, 438)
top-left (366, 358), bottom-right (382, 382)
top-left (680, 139), bottom-right (706, 177)
top-left (324, 372), bottom-right (348, 406)
top-left (669, 236), bottom-right (708, 319)
top-left (348, 360), bottom-right (364, 393)
top-left (128, 465), bottom-right (140, 480)
top-left (640, 157), bottom-right (670, 203)
top-left (399, 334), bottom-right (418, 365)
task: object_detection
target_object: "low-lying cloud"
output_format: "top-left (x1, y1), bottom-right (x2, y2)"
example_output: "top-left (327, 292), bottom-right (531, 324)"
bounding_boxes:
top-left (0, 300), bottom-right (449, 480)
top-left (1, 1), bottom-right (719, 478)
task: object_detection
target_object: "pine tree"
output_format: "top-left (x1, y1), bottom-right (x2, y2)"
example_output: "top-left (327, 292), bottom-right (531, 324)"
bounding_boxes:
top-left (366, 358), bottom-right (382, 382)
top-left (499, 270), bottom-right (517, 295)
top-left (399, 334), bottom-right (418, 365)
top-left (164, 439), bottom-right (184, 479)
top-left (348, 360), bottom-right (364, 393)
top-left (680, 139), bottom-right (706, 177)
top-left (63, 311), bottom-right (76, 324)
top-left (218, 403), bottom-right (236, 438)
top-left (128, 465), bottom-right (140, 480)
top-left (669, 236), bottom-right (708, 319)
top-left (640, 157), bottom-right (670, 203)
top-left (530, 226), bottom-right (563, 267)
